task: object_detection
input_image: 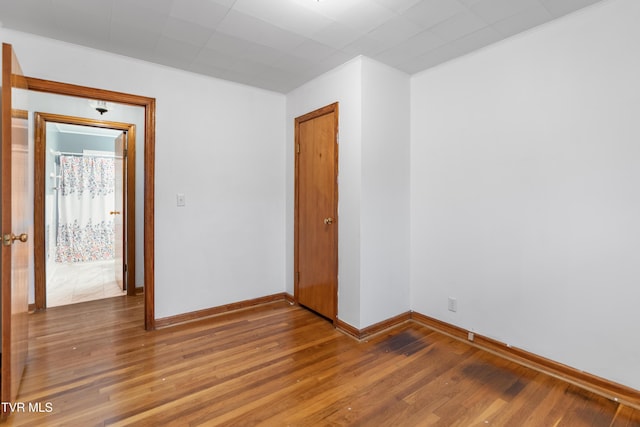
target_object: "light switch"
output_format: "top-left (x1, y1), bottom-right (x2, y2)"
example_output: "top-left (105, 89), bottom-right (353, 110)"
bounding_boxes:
top-left (177, 193), bottom-right (186, 207)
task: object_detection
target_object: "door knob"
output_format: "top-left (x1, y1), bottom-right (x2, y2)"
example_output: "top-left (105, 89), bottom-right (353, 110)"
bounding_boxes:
top-left (2, 233), bottom-right (28, 246)
top-left (109, 211), bottom-right (121, 215)
top-left (323, 217), bottom-right (334, 225)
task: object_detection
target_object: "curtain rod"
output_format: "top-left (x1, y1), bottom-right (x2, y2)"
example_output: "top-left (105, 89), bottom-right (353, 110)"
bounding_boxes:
top-left (51, 150), bottom-right (120, 159)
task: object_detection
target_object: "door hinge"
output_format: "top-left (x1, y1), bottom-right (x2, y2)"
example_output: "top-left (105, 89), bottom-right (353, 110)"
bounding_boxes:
top-left (296, 143), bottom-right (300, 154)
top-left (124, 264), bottom-right (128, 272)
top-left (124, 148), bottom-right (128, 158)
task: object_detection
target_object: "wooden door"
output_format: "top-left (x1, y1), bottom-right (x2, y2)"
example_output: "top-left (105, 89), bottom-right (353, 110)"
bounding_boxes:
top-left (113, 132), bottom-right (126, 291)
top-left (1, 43), bottom-right (30, 412)
top-left (294, 103), bottom-right (339, 321)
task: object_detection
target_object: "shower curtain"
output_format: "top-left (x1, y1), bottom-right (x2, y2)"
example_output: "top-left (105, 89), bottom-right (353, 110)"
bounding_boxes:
top-left (55, 154), bottom-right (116, 263)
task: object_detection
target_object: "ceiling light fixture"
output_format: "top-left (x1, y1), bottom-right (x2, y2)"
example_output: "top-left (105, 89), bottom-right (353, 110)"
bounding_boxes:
top-left (95, 100), bottom-right (108, 115)
top-left (89, 100), bottom-right (110, 115)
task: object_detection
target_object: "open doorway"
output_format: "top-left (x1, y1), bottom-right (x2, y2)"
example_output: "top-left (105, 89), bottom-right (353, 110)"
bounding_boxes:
top-left (42, 120), bottom-right (131, 306)
top-left (34, 109), bottom-right (139, 310)
top-left (26, 75), bottom-right (156, 330)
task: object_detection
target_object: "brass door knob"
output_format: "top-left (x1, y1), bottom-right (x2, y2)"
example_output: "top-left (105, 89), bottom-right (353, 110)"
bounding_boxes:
top-left (323, 217), bottom-right (334, 225)
top-left (2, 233), bottom-right (28, 246)
top-left (109, 211), bottom-right (121, 215)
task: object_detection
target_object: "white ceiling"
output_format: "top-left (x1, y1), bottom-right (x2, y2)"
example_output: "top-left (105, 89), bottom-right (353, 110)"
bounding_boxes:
top-left (52, 123), bottom-right (122, 138)
top-left (0, 0), bottom-right (603, 93)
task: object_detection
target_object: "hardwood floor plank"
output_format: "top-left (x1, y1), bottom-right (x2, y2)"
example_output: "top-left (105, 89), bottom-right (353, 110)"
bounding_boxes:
top-left (4, 296), bottom-right (639, 426)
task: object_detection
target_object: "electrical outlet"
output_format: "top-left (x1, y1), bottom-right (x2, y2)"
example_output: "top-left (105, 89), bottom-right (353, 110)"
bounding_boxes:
top-left (177, 193), bottom-right (186, 207)
top-left (468, 332), bottom-right (474, 342)
top-left (448, 297), bottom-right (457, 312)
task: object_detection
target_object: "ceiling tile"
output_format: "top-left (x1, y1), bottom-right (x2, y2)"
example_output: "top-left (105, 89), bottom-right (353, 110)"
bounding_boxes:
top-left (232, 0), bottom-right (334, 38)
top-left (154, 36), bottom-right (202, 64)
top-left (268, 53), bottom-right (315, 74)
top-left (111, 4), bottom-right (169, 33)
top-left (376, 30), bottom-right (447, 62)
top-left (52, 0), bottom-right (112, 17)
top-left (228, 58), bottom-right (282, 78)
top-left (450, 26), bottom-right (504, 53)
top-left (333, 2), bottom-right (397, 34)
top-left (540, 0), bottom-right (602, 17)
top-left (401, 25), bottom-right (503, 73)
top-left (367, 16), bottom-right (424, 48)
top-left (373, 0), bottom-right (424, 14)
top-left (402, 0), bottom-right (465, 28)
top-left (52, 8), bottom-right (111, 37)
top-left (308, 21), bottom-right (363, 50)
top-left (217, 10), bottom-right (306, 51)
top-left (492, 3), bottom-right (554, 37)
top-left (110, 23), bottom-right (159, 50)
top-left (430, 11), bottom-right (487, 41)
top-left (290, 39), bottom-right (339, 63)
top-left (0, 1), bottom-right (57, 34)
top-left (113, 0), bottom-right (174, 14)
top-left (239, 43), bottom-right (288, 65)
top-left (341, 35), bottom-right (389, 57)
top-left (108, 41), bottom-right (159, 63)
top-left (318, 50), bottom-right (358, 72)
top-left (470, 0), bottom-right (541, 24)
top-left (193, 48), bottom-right (238, 70)
top-left (168, 0), bottom-right (230, 29)
top-left (206, 32), bottom-right (253, 56)
top-left (210, 0), bottom-right (237, 8)
top-left (162, 17), bottom-right (214, 47)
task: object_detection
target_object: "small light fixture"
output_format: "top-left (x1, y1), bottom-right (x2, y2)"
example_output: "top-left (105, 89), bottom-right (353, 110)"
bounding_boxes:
top-left (89, 100), bottom-right (110, 115)
top-left (95, 100), bottom-right (108, 115)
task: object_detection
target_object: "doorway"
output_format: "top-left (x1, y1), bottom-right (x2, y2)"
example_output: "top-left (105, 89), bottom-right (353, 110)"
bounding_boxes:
top-left (294, 103), bottom-right (339, 322)
top-left (35, 115), bottom-right (136, 307)
top-left (34, 113), bottom-right (136, 308)
top-left (25, 76), bottom-right (156, 330)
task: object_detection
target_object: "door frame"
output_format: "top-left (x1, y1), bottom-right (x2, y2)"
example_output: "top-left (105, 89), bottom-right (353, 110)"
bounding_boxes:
top-left (293, 102), bottom-right (339, 322)
top-left (25, 76), bottom-right (156, 330)
top-left (33, 112), bottom-right (137, 309)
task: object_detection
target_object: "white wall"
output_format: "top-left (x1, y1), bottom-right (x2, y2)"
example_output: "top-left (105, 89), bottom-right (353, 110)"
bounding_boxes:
top-left (410, 0), bottom-right (640, 390)
top-left (286, 56), bottom-right (411, 329)
top-left (360, 58), bottom-right (410, 327)
top-left (286, 57), bottom-right (363, 327)
top-left (0, 28), bottom-right (287, 319)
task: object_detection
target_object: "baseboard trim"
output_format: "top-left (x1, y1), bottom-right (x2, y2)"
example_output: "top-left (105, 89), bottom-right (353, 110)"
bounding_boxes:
top-left (283, 293), bottom-right (295, 305)
top-left (336, 311), bottom-right (412, 340)
top-left (155, 293), bottom-right (290, 328)
top-left (411, 312), bottom-right (640, 410)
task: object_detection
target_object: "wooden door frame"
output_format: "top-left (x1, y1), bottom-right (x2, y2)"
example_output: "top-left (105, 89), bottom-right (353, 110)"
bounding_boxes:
top-left (34, 112), bottom-right (137, 310)
top-left (293, 102), bottom-right (339, 322)
top-left (25, 77), bottom-right (156, 330)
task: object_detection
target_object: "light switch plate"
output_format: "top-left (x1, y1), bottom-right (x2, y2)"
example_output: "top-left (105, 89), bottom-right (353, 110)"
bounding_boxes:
top-left (177, 193), bottom-right (185, 207)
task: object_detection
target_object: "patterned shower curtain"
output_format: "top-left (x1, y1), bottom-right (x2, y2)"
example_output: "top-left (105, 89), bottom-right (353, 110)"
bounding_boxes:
top-left (55, 155), bottom-right (116, 263)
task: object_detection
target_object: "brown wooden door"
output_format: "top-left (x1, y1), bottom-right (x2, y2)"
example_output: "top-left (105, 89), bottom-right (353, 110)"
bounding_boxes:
top-left (1, 43), bottom-right (30, 412)
top-left (113, 132), bottom-right (126, 291)
top-left (294, 103), bottom-right (339, 321)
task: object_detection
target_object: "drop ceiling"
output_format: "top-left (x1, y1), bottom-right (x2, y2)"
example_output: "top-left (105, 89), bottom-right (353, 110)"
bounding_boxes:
top-left (0, 0), bottom-right (603, 93)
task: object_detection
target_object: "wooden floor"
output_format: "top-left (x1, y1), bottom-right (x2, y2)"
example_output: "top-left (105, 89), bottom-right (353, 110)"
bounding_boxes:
top-left (5, 295), bottom-right (640, 426)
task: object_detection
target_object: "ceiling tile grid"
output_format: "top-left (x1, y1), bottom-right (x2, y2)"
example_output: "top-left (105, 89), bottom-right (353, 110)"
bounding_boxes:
top-left (0, 0), bottom-right (605, 93)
